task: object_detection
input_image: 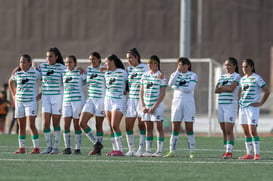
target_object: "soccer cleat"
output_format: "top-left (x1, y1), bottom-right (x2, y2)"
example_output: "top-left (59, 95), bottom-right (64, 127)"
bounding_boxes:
top-left (106, 150), bottom-right (116, 156)
top-left (111, 150), bottom-right (124, 156)
top-left (73, 149), bottom-right (81, 155)
top-left (135, 150), bottom-right (144, 157)
top-left (30, 148), bottom-right (40, 154)
top-left (14, 148), bottom-right (25, 154)
top-left (40, 147), bottom-right (53, 154)
top-left (125, 151), bottom-right (135, 156)
top-left (189, 152), bottom-right (195, 158)
top-left (254, 154), bottom-right (261, 160)
top-left (151, 152), bottom-right (163, 157)
top-left (89, 148), bottom-right (101, 155)
top-left (62, 148), bottom-right (72, 155)
top-left (89, 141), bottom-right (103, 156)
top-left (222, 152), bottom-right (232, 159)
top-left (94, 141), bottom-right (103, 151)
top-left (238, 154), bottom-right (253, 160)
top-left (163, 152), bottom-right (175, 158)
top-left (141, 152), bottom-right (152, 157)
top-left (50, 148), bottom-right (59, 154)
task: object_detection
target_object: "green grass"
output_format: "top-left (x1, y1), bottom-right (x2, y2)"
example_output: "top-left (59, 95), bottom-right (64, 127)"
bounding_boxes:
top-left (1, 134), bottom-right (273, 181)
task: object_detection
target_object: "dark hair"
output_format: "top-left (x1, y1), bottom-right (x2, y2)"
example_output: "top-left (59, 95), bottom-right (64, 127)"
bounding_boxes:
top-left (66, 55), bottom-right (77, 66)
top-left (243, 58), bottom-right (255, 73)
top-left (90, 52), bottom-right (101, 63)
top-left (91, 52), bottom-right (101, 60)
top-left (107, 54), bottom-right (125, 70)
top-left (21, 54), bottom-right (32, 67)
top-left (178, 57), bottom-right (191, 71)
top-left (48, 47), bottom-right (64, 65)
top-left (21, 54), bottom-right (32, 62)
top-left (226, 57), bottom-right (239, 73)
top-left (127, 48), bottom-right (141, 63)
top-left (148, 55), bottom-right (160, 70)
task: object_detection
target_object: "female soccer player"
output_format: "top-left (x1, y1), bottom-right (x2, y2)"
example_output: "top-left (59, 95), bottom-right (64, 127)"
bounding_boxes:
top-left (62, 56), bottom-right (86, 155)
top-left (238, 59), bottom-right (270, 160)
top-left (9, 55), bottom-right (41, 154)
top-left (104, 54), bottom-right (128, 156)
top-left (164, 57), bottom-right (198, 158)
top-left (214, 57), bottom-right (240, 159)
top-left (139, 55), bottom-right (167, 157)
top-left (79, 52), bottom-right (105, 155)
top-left (125, 48), bottom-right (148, 157)
top-left (37, 47), bottom-right (66, 154)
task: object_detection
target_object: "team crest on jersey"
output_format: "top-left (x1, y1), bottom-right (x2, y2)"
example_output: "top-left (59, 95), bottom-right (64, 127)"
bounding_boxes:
top-left (130, 73), bottom-right (138, 79)
top-left (46, 70), bottom-right (54, 76)
top-left (252, 119), bottom-right (256, 124)
top-left (21, 78), bottom-right (29, 84)
top-left (65, 77), bottom-right (73, 83)
top-left (109, 78), bottom-right (116, 85)
top-left (90, 73), bottom-right (98, 79)
top-left (32, 110), bottom-right (36, 114)
top-left (179, 80), bottom-right (186, 86)
top-left (147, 82), bottom-right (153, 89)
top-left (222, 80), bottom-right (228, 85)
top-left (243, 84), bottom-right (249, 91)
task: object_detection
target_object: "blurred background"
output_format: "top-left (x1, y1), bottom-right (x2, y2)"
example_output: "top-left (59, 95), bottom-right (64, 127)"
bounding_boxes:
top-left (1, 0), bottom-right (273, 134)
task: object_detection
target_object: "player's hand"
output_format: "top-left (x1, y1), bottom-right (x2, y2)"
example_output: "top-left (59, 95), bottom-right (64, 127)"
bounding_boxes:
top-left (158, 72), bottom-right (164, 79)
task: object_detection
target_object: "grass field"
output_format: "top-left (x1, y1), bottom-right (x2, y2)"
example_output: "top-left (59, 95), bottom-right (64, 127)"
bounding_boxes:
top-left (1, 134), bottom-right (273, 181)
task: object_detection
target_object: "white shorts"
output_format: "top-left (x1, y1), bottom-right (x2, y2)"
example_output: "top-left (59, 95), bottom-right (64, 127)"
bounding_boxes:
top-left (126, 99), bottom-right (142, 118)
top-left (217, 103), bottom-right (238, 123)
top-left (171, 98), bottom-right (195, 122)
top-left (62, 101), bottom-right (84, 119)
top-left (239, 106), bottom-right (259, 126)
top-left (15, 101), bottom-right (37, 118)
top-left (142, 103), bottom-right (164, 122)
top-left (104, 96), bottom-right (126, 114)
top-left (82, 97), bottom-right (105, 117)
top-left (42, 94), bottom-right (63, 115)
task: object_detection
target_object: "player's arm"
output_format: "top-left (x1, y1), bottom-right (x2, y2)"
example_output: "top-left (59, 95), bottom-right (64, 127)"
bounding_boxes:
top-left (215, 81), bottom-right (238, 93)
top-left (252, 85), bottom-right (270, 107)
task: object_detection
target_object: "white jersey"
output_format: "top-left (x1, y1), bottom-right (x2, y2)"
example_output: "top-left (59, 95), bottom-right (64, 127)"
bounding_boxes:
top-left (216, 72), bottom-right (241, 104)
top-left (127, 63), bottom-right (148, 100)
top-left (105, 68), bottom-right (128, 99)
top-left (86, 65), bottom-right (105, 99)
top-left (140, 70), bottom-right (167, 108)
top-left (11, 68), bottom-right (41, 103)
top-left (37, 62), bottom-right (66, 95)
top-left (168, 71), bottom-right (198, 99)
top-left (239, 73), bottom-right (266, 108)
top-left (62, 68), bottom-right (86, 102)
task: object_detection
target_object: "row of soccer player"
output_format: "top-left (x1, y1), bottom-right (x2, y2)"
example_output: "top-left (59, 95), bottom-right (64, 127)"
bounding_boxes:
top-left (8, 47), bottom-right (270, 159)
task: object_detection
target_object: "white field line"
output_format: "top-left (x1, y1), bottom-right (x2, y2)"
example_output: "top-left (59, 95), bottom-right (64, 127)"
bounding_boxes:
top-left (0, 158), bottom-right (273, 164)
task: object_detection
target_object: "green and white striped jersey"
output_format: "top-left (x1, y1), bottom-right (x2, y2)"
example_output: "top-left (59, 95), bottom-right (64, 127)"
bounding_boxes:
top-left (216, 72), bottom-right (241, 104)
top-left (105, 68), bottom-right (128, 99)
top-left (63, 68), bottom-right (86, 102)
top-left (169, 71), bottom-right (198, 98)
top-left (37, 63), bottom-right (66, 95)
top-left (86, 65), bottom-right (105, 99)
top-left (127, 63), bottom-right (148, 100)
top-left (140, 70), bottom-right (167, 108)
top-left (239, 73), bottom-right (266, 108)
top-left (11, 68), bottom-right (41, 103)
